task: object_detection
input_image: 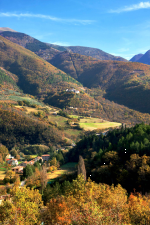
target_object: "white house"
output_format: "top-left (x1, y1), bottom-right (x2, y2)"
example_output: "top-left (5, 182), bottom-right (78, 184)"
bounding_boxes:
top-left (7, 158), bottom-right (18, 166)
top-left (66, 88), bottom-right (80, 94)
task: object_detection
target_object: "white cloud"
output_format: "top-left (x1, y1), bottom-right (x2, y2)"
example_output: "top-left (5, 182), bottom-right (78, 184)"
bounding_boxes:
top-left (0, 12), bottom-right (95, 25)
top-left (109, 2), bottom-right (150, 13)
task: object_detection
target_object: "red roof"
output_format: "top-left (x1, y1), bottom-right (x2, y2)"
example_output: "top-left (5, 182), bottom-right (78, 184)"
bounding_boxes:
top-left (42, 154), bottom-right (50, 156)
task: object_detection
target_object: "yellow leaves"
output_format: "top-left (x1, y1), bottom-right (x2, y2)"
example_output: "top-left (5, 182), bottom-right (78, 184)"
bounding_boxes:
top-left (128, 193), bottom-right (150, 224)
top-left (0, 186), bottom-right (43, 224)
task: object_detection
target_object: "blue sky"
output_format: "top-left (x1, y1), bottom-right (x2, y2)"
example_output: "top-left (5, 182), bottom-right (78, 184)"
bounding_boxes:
top-left (1, 0), bottom-right (150, 60)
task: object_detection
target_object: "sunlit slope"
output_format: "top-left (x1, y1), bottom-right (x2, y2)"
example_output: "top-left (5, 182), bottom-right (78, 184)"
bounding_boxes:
top-left (0, 36), bottom-right (81, 95)
top-left (0, 67), bottom-right (20, 91)
top-left (0, 30), bottom-right (60, 60)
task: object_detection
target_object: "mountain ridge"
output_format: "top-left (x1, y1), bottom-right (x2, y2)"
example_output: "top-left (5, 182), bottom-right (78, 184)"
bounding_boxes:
top-left (130, 50), bottom-right (150, 65)
top-left (0, 28), bottom-right (127, 62)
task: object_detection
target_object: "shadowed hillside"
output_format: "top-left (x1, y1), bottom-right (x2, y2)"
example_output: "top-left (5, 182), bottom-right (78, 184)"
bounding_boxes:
top-left (130, 53), bottom-right (143, 62)
top-left (49, 52), bottom-right (150, 114)
top-left (130, 50), bottom-right (150, 65)
top-left (49, 51), bottom-right (99, 79)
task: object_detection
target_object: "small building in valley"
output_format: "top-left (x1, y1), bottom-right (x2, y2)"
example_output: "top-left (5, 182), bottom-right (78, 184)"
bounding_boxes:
top-left (11, 166), bottom-right (23, 173)
top-left (41, 154), bottom-right (50, 161)
top-left (7, 158), bottom-right (18, 166)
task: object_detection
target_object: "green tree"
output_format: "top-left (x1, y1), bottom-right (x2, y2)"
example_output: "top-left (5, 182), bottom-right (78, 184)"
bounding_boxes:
top-left (23, 164), bottom-right (33, 178)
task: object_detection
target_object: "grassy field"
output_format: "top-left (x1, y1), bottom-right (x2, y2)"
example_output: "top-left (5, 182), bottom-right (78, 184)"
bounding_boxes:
top-left (69, 116), bottom-right (121, 131)
top-left (47, 162), bottom-right (77, 181)
top-left (79, 121), bottom-right (121, 131)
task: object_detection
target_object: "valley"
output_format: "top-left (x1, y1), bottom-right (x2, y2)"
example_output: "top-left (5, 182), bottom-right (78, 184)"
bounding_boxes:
top-left (1, 27), bottom-right (150, 224)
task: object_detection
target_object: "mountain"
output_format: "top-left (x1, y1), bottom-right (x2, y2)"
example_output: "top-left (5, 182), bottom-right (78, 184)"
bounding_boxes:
top-left (66, 46), bottom-right (128, 62)
top-left (2, 29), bottom-right (150, 124)
top-left (46, 43), bottom-right (68, 52)
top-left (78, 60), bottom-right (150, 113)
top-left (0, 30), bottom-right (60, 60)
top-left (0, 27), bottom-right (17, 32)
top-left (0, 28), bottom-right (127, 62)
top-left (130, 50), bottom-right (150, 65)
top-left (130, 53), bottom-right (144, 62)
top-left (49, 52), bottom-right (150, 114)
top-left (49, 51), bottom-right (99, 79)
top-left (0, 35), bottom-right (81, 97)
top-left (136, 50), bottom-right (150, 65)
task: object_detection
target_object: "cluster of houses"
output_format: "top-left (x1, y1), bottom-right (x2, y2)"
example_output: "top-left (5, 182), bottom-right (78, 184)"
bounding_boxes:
top-left (0, 154), bottom-right (51, 205)
top-left (66, 88), bottom-right (80, 94)
top-left (5, 154), bottom-right (50, 174)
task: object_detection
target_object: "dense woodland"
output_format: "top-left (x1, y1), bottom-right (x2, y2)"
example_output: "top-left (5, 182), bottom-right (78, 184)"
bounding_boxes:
top-left (0, 106), bottom-right (66, 150)
top-left (67, 123), bottom-right (150, 194)
top-left (1, 173), bottom-right (150, 224)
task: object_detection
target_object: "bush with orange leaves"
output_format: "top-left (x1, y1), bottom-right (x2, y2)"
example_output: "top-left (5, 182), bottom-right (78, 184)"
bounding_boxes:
top-left (41, 174), bottom-right (150, 225)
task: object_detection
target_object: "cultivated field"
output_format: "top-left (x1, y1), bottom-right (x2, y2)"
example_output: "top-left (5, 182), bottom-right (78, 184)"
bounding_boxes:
top-left (47, 162), bottom-right (77, 181)
top-left (80, 121), bottom-right (121, 131)
top-left (70, 115), bottom-right (121, 131)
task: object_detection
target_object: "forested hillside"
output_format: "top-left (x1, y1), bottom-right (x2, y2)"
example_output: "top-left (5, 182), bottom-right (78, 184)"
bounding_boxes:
top-left (49, 52), bottom-right (150, 114)
top-left (0, 31), bottom-right (60, 60)
top-left (0, 67), bottom-right (20, 91)
top-left (0, 105), bottom-right (66, 150)
top-left (0, 35), bottom-right (81, 97)
top-left (67, 122), bottom-right (150, 194)
top-left (49, 51), bottom-right (99, 79)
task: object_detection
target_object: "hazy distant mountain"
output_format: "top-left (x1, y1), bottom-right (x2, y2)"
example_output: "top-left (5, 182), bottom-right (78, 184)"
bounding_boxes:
top-left (130, 54), bottom-right (144, 62)
top-left (136, 50), bottom-right (150, 65)
top-left (130, 51), bottom-right (150, 65)
top-left (66, 46), bottom-right (128, 62)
